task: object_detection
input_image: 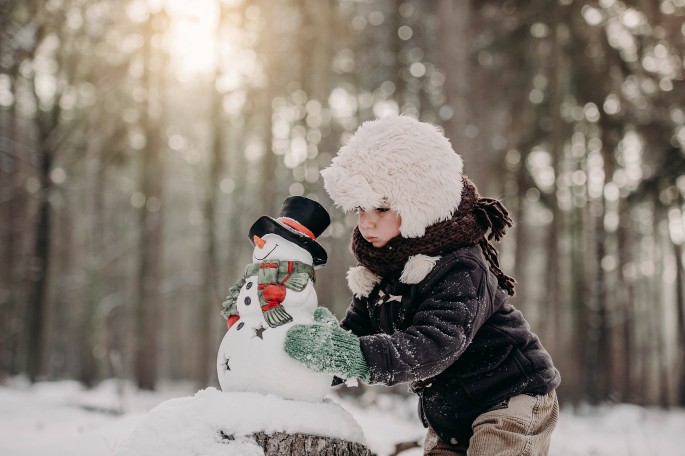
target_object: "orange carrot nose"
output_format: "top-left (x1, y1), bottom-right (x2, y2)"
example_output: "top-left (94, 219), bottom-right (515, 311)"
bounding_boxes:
top-left (253, 235), bottom-right (266, 249)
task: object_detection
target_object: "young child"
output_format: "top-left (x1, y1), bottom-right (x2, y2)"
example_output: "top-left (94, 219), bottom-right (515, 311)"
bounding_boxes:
top-left (284, 115), bottom-right (560, 455)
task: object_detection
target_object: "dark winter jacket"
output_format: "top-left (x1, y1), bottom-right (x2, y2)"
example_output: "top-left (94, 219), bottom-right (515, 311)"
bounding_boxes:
top-left (341, 245), bottom-right (561, 445)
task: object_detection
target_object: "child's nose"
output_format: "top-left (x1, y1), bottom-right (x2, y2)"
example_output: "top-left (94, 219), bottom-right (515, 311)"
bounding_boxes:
top-left (359, 212), bottom-right (375, 228)
top-left (253, 235), bottom-right (266, 248)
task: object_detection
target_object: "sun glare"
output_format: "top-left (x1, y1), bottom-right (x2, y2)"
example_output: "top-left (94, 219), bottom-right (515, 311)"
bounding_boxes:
top-left (164, 0), bottom-right (219, 78)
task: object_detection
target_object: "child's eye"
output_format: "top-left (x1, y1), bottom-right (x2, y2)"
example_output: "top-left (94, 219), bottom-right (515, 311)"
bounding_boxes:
top-left (375, 208), bottom-right (390, 214)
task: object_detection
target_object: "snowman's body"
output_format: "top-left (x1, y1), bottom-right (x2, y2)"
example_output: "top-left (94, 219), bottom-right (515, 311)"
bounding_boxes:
top-left (216, 233), bottom-right (333, 402)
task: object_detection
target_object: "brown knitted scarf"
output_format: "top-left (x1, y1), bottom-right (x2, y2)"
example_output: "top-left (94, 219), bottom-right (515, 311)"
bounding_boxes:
top-left (351, 177), bottom-right (516, 296)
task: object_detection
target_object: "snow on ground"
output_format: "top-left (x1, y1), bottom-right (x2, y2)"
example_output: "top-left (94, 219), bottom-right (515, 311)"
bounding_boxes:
top-left (1, 378), bottom-right (685, 456)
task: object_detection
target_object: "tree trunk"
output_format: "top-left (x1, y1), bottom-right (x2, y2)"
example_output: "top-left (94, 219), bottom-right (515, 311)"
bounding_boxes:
top-left (389, 4), bottom-right (406, 111)
top-left (18, 13), bottom-right (55, 382)
top-left (219, 431), bottom-right (371, 456)
top-left (512, 162), bottom-right (529, 315)
top-left (588, 200), bottom-right (610, 404)
top-left (673, 233), bottom-right (685, 405)
top-left (616, 199), bottom-right (635, 402)
top-left (25, 143), bottom-right (53, 382)
top-left (543, 1), bottom-right (565, 398)
top-left (0, 67), bottom-right (24, 376)
top-left (436, 0), bottom-right (474, 182)
top-left (654, 202), bottom-right (670, 406)
top-left (198, 6), bottom-right (227, 386)
top-left (135, 11), bottom-right (166, 390)
top-left (78, 121), bottom-right (107, 387)
top-left (299, 0), bottom-right (332, 105)
top-left (259, 0), bottom-right (277, 214)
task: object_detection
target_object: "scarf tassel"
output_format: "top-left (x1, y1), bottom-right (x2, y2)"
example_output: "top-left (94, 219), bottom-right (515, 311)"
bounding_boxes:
top-left (479, 239), bottom-right (516, 296)
top-left (475, 197), bottom-right (513, 242)
top-left (475, 197), bottom-right (516, 296)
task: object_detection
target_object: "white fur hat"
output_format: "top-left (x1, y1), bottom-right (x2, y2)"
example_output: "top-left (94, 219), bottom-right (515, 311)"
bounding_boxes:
top-left (321, 115), bottom-right (464, 238)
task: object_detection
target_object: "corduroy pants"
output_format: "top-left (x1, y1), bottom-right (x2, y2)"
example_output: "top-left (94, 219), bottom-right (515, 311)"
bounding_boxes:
top-left (424, 390), bottom-right (559, 456)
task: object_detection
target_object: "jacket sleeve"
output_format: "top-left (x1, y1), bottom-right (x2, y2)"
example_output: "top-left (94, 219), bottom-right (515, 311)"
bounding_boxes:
top-left (340, 295), bottom-right (377, 337)
top-left (358, 255), bottom-right (496, 386)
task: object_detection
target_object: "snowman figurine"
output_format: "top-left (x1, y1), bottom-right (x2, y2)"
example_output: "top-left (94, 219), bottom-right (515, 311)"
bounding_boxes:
top-left (217, 196), bottom-right (334, 402)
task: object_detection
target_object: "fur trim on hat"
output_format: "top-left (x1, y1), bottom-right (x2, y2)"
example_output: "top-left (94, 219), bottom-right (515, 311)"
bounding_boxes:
top-left (347, 266), bottom-right (380, 298)
top-left (321, 115), bottom-right (463, 238)
top-left (399, 254), bottom-right (441, 285)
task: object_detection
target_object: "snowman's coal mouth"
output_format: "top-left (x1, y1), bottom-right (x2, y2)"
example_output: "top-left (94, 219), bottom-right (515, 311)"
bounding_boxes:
top-left (253, 244), bottom-right (278, 261)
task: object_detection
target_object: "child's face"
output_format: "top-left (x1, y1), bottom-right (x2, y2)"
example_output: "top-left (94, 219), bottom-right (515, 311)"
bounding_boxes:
top-left (357, 207), bottom-right (401, 248)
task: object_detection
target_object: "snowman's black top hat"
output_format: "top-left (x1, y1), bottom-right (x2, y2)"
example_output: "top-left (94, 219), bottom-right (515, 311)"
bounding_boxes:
top-left (248, 196), bottom-right (331, 267)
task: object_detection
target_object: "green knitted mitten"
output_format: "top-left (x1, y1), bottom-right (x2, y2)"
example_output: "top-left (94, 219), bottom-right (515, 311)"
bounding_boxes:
top-left (284, 315), bottom-right (371, 382)
top-left (312, 306), bottom-right (340, 327)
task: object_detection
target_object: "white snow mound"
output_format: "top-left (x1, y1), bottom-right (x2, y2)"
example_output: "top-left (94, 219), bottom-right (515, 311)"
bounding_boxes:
top-left (113, 387), bottom-right (366, 456)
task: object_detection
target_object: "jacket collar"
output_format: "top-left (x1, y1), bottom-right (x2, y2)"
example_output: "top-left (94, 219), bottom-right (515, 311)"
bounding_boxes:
top-left (347, 254), bottom-right (441, 298)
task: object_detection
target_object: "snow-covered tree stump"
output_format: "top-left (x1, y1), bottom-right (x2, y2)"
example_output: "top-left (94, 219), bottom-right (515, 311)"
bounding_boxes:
top-left (220, 431), bottom-right (371, 455)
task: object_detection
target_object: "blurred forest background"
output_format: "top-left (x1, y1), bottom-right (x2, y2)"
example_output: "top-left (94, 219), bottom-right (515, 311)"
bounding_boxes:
top-left (1, 0), bottom-right (684, 408)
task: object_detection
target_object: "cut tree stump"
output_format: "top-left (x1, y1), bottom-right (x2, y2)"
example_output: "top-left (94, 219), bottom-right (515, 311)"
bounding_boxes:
top-left (220, 430), bottom-right (372, 455)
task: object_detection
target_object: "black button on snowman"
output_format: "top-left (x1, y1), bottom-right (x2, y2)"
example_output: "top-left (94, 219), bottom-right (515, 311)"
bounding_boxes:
top-left (217, 196), bottom-right (334, 402)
